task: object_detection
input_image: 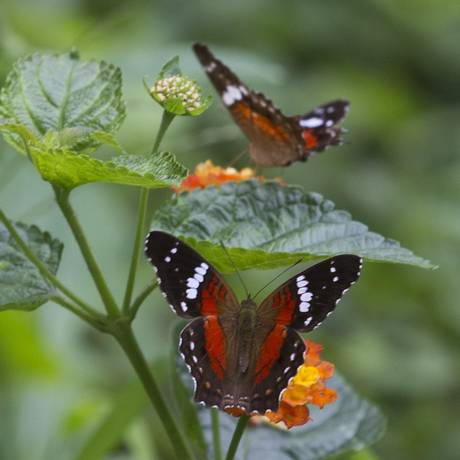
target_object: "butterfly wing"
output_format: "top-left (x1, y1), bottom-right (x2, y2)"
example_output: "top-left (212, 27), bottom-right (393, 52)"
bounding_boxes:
top-left (145, 231), bottom-right (241, 409)
top-left (193, 43), bottom-right (303, 166)
top-left (296, 99), bottom-right (349, 156)
top-left (145, 231), bottom-right (239, 318)
top-left (179, 317), bottom-right (226, 407)
top-left (257, 254), bottom-right (362, 332)
top-left (250, 324), bottom-right (306, 413)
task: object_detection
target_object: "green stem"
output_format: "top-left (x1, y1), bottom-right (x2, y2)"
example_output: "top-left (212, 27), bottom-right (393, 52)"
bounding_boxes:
top-left (0, 208), bottom-right (101, 318)
top-left (122, 110), bottom-right (175, 315)
top-left (211, 408), bottom-right (223, 460)
top-left (122, 188), bottom-right (149, 313)
top-left (152, 111), bottom-right (175, 154)
top-left (225, 416), bottom-right (249, 460)
top-left (53, 186), bottom-right (119, 317)
top-left (114, 322), bottom-right (196, 460)
top-left (130, 282), bottom-right (157, 319)
top-left (52, 296), bottom-right (105, 331)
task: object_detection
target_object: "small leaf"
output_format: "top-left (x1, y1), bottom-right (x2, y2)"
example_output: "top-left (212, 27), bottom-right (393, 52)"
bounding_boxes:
top-left (151, 180), bottom-right (434, 270)
top-left (27, 147), bottom-right (188, 189)
top-left (0, 51), bottom-right (125, 154)
top-left (158, 56), bottom-right (182, 79)
top-left (0, 221), bottom-right (63, 311)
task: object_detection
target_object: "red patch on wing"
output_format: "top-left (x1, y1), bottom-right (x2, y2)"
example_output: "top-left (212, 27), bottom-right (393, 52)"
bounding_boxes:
top-left (254, 324), bottom-right (286, 384)
top-left (303, 130), bottom-right (318, 149)
top-left (200, 274), bottom-right (227, 316)
top-left (268, 286), bottom-right (297, 325)
top-left (204, 316), bottom-right (227, 380)
top-left (232, 102), bottom-right (291, 142)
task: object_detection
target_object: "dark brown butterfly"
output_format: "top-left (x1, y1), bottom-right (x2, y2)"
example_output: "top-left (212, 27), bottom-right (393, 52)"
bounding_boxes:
top-left (193, 43), bottom-right (349, 167)
top-left (145, 231), bottom-right (362, 415)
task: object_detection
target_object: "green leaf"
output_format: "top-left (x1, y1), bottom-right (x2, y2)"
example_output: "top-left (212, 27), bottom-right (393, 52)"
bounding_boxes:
top-left (0, 51), bottom-right (125, 154)
top-left (27, 147), bottom-right (188, 189)
top-left (73, 382), bottom-right (147, 460)
top-left (0, 221), bottom-right (63, 311)
top-left (151, 180), bottom-right (435, 271)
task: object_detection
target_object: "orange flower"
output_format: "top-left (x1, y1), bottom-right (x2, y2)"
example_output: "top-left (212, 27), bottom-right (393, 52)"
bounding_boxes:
top-left (263, 339), bottom-right (337, 429)
top-left (173, 160), bottom-right (256, 193)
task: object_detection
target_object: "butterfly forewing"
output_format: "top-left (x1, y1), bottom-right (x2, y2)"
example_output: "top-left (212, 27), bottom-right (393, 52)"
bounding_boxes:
top-left (257, 255), bottom-right (362, 332)
top-left (144, 231), bottom-right (239, 318)
top-left (193, 42), bottom-right (350, 167)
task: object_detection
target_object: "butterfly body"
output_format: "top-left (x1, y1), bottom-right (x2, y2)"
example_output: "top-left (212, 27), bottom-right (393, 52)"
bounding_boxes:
top-left (193, 43), bottom-right (349, 167)
top-left (145, 231), bottom-right (362, 415)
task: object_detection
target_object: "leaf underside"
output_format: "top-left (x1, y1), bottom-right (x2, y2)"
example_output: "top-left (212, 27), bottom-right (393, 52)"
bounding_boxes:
top-left (151, 180), bottom-right (434, 272)
top-left (0, 221), bottom-right (63, 311)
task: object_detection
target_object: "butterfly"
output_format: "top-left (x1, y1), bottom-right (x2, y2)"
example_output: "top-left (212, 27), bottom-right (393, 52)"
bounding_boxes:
top-left (145, 231), bottom-right (362, 416)
top-left (193, 43), bottom-right (349, 167)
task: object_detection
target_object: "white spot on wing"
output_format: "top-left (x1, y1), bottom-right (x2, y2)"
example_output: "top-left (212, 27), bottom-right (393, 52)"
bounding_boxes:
top-left (180, 301), bottom-right (188, 311)
top-left (296, 275), bottom-right (305, 282)
top-left (300, 292), bottom-right (313, 302)
top-left (187, 278), bottom-right (199, 288)
top-left (298, 287), bottom-right (307, 294)
top-left (170, 247), bottom-right (178, 254)
top-left (222, 85), bottom-right (243, 106)
top-left (330, 267), bottom-right (336, 273)
top-left (333, 276), bottom-right (339, 282)
top-left (300, 117), bottom-right (324, 128)
top-left (186, 289), bottom-right (197, 299)
top-left (297, 280), bottom-right (308, 287)
top-left (299, 302), bottom-right (310, 312)
top-left (164, 256), bottom-right (171, 263)
top-left (304, 317), bottom-right (312, 327)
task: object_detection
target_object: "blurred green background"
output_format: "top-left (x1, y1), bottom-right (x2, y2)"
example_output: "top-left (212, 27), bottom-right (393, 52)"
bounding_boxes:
top-left (1, 0), bottom-right (459, 459)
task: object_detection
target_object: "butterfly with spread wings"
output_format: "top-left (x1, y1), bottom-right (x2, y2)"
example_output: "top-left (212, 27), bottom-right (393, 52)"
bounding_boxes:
top-left (193, 43), bottom-right (349, 167)
top-left (145, 231), bottom-right (362, 415)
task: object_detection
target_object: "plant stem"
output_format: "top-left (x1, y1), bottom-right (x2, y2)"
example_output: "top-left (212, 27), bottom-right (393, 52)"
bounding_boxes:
top-left (114, 322), bottom-right (196, 460)
top-left (152, 111), bottom-right (175, 154)
top-left (122, 188), bottom-right (149, 313)
top-left (225, 416), bottom-right (249, 460)
top-left (122, 110), bottom-right (175, 315)
top-left (0, 208), bottom-right (100, 318)
top-left (211, 408), bottom-right (223, 460)
top-left (52, 296), bottom-right (105, 331)
top-left (130, 282), bottom-right (157, 319)
top-left (53, 186), bottom-right (119, 317)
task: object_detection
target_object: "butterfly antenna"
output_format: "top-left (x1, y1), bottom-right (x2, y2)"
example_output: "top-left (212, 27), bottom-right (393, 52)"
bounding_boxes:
top-left (252, 258), bottom-right (304, 301)
top-left (219, 241), bottom-right (250, 298)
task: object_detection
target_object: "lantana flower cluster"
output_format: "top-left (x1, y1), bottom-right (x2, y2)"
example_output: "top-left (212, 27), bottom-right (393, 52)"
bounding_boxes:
top-left (173, 160), bottom-right (257, 193)
top-left (262, 339), bottom-right (337, 429)
top-left (151, 75), bottom-right (206, 115)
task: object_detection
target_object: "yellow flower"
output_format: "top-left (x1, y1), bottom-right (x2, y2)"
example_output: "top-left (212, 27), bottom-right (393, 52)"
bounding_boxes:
top-left (264, 339), bottom-right (337, 429)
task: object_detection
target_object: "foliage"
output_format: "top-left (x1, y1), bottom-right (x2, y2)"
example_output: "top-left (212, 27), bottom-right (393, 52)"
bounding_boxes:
top-left (0, 2), bottom-right (454, 459)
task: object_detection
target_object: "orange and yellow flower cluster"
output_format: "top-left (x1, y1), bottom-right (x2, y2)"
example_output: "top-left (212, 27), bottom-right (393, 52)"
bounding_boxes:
top-left (263, 339), bottom-right (337, 429)
top-left (173, 160), bottom-right (257, 193)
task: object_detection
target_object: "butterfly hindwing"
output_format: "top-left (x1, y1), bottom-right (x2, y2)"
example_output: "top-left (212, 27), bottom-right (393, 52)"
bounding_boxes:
top-left (144, 231), bottom-right (239, 318)
top-left (251, 325), bottom-right (306, 413)
top-left (257, 255), bottom-right (362, 332)
top-left (179, 317), bottom-right (225, 407)
top-left (298, 100), bottom-right (349, 153)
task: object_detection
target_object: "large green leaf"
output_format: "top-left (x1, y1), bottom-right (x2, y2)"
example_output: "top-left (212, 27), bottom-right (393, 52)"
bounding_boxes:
top-left (0, 221), bottom-right (63, 311)
top-left (28, 147), bottom-right (188, 189)
top-left (0, 51), bottom-right (125, 154)
top-left (151, 180), bottom-right (434, 271)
